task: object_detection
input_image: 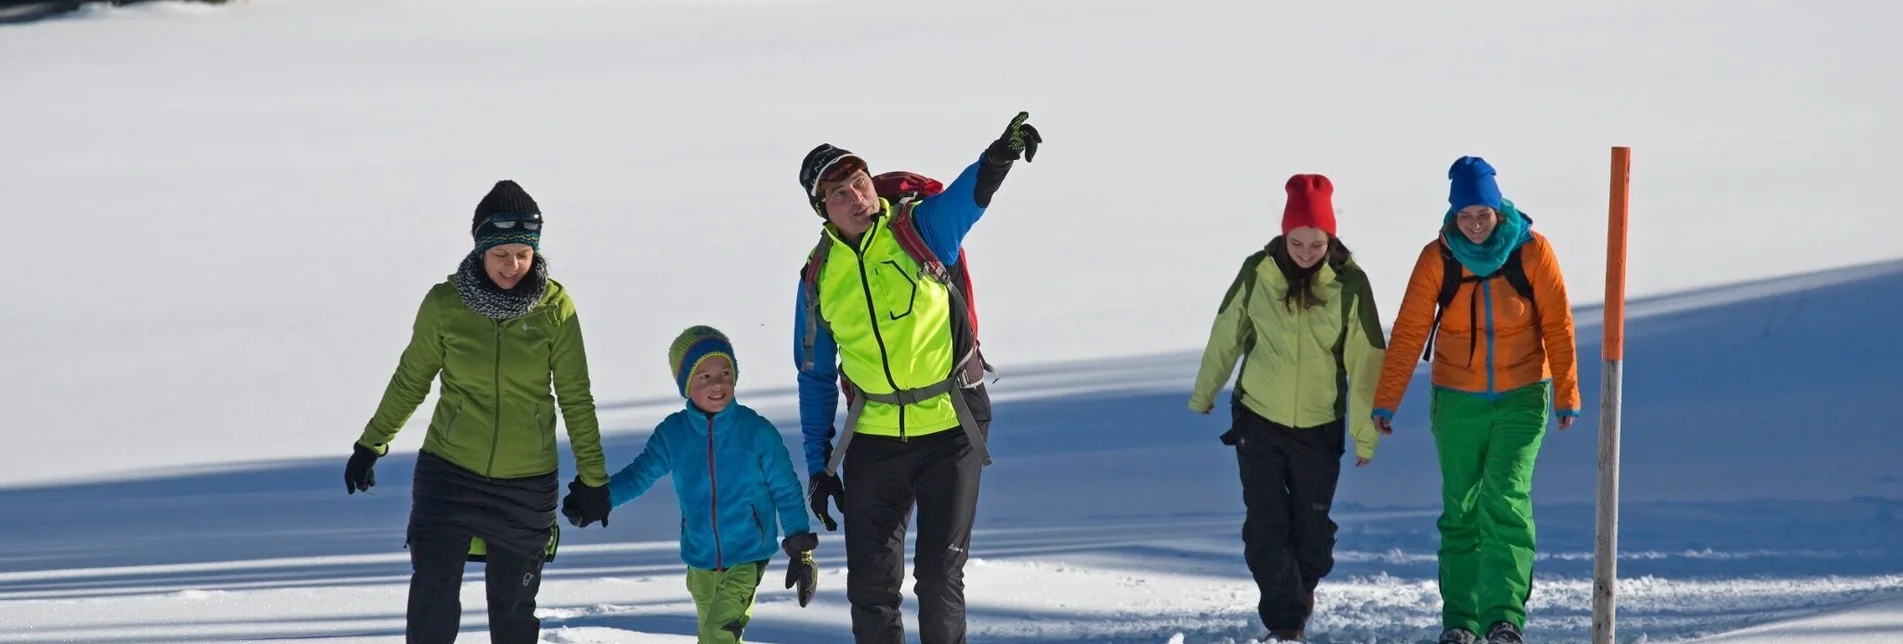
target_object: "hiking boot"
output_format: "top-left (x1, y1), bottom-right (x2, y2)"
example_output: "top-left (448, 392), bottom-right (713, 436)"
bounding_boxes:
top-left (1268, 628), bottom-right (1304, 642)
top-left (1485, 621), bottom-right (1525, 644)
top-left (1438, 627), bottom-right (1480, 644)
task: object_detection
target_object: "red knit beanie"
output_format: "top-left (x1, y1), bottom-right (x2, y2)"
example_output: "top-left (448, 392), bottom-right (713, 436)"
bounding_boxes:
top-left (1282, 174), bottom-right (1337, 236)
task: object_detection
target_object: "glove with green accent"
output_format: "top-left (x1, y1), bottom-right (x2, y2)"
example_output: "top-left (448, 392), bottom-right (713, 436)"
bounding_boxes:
top-left (808, 472), bottom-right (843, 532)
top-left (783, 532), bottom-right (819, 607)
top-left (984, 111), bottom-right (1042, 164)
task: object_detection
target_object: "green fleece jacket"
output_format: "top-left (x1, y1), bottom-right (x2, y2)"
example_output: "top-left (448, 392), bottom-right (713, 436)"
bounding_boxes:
top-left (1190, 244), bottom-right (1388, 460)
top-left (357, 276), bottom-right (609, 486)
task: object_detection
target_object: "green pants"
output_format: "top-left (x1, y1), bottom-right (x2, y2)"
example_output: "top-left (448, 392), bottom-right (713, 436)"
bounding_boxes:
top-left (686, 561), bottom-right (767, 643)
top-left (1430, 382), bottom-right (1550, 633)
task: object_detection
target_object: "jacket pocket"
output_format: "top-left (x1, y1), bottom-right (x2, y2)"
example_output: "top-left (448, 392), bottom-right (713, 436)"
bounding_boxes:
top-left (873, 260), bottom-right (920, 322)
top-left (1432, 330), bottom-right (1474, 369)
top-left (439, 401), bottom-right (466, 441)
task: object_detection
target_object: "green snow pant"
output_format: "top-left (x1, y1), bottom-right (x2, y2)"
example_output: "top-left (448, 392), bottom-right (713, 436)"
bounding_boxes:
top-left (1430, 382), bottom-right (1550, 633)
top-left (686, 561), bottom-right (768, 643)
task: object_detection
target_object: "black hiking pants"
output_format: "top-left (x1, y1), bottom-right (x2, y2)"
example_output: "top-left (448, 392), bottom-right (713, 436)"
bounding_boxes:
top-left (843, 386), bottom-right (991, 644)
top-left (405, 451), bottom-right (556, 644)
top-left (406, 528), bottom-right (545, 644)
top-left (1231, 402), bottom-right (1345, 632)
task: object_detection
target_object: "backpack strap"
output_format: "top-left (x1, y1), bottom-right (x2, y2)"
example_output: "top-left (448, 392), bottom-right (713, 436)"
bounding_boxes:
top-left (798, 231), bottom-right (833, 372)
top-left (1421, 243), bottom-right (1468, 362)
top-left (1500, 246), bottom-right (1539, 322)
top-left (1420, 241), bottom-right (1541, 363)
top-left (888, 201), bottom-right (991, 381)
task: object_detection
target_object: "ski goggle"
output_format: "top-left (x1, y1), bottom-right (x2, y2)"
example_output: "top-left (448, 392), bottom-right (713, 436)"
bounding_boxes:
top-left (807, 154), bottom-right (866, 198)
top-left (479, 213), bottom-right (542, 231)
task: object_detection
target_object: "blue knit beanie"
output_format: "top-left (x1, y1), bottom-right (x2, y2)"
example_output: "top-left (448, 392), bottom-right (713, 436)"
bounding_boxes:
top-left (1447, 156), bottom-right (1504, 211)
top-left (668, 325), bottom-right (736, 398)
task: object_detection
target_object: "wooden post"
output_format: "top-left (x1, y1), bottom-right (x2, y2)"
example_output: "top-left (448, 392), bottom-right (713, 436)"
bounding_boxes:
top-left (1593, 146), bottom-right (1632, 644)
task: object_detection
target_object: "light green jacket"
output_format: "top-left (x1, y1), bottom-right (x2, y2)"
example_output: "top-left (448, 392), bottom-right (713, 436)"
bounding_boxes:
top-left (357, 277), bottom-right (609, 486)
top-left (1190, 245), bottom-right (1388, 459)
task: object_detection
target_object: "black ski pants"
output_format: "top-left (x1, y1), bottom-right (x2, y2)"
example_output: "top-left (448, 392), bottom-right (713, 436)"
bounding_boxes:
top-left (1232, 402), bottom-right (1345, 632)
top-left (406, 528), bottom-right (545, 644)
top-left (843, 386), bottom-right (990, 644)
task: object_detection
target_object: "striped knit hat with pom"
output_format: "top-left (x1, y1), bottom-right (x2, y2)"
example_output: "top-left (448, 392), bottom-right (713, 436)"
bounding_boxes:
top-left (668, 325), bottom-right (736, 398)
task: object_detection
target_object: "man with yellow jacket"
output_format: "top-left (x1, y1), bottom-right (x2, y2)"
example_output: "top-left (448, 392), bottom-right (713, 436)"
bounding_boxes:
top-left (1191, 174), bottom-right (1388, 643)
top-left (793, 113), bottom-right (1040, 644)
top-left (1371, 156), bottom-right (1580, 644)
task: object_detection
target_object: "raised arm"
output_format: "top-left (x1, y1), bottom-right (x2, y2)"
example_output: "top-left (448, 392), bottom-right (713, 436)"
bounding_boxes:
top-left (550, 291), bottom-right (609, 486)
top-left (911, 111), bottom-right (1041, 263)
top-left (1373, 242), bottom-right (1448, 419)
top-left (357, 288), bottom-right (446, 454)
top-left (1189, 251), bottom-right (1267, 413)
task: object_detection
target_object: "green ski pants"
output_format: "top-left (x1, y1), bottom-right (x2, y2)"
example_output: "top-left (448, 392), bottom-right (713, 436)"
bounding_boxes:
top-left (1430, 382), bottom-right (1550, 633)
top-left (687, 561), bottom-right (767, 643)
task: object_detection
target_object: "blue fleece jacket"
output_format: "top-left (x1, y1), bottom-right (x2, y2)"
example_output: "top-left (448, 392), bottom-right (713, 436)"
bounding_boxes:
top-left (606, 400), bottom-right (812, 570)
top-left (791, 155), bottom-right (990, 477)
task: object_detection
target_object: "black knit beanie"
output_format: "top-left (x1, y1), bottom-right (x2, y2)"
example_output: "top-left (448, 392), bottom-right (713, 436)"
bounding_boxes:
top-left (471, 180), bottom-right (542, 251)
top-left (799, 144), bottom-right (866, 218)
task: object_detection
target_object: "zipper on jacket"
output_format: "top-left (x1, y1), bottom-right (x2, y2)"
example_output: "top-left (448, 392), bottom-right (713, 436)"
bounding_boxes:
top-left (1483, 280), bottom-right (1497, 394)
top-left (751, 507), bottom-right (767, 547)
top-left (850, 226), bottom-right (905, 438)
top-left (487, 321), bottom-right (503, 477)
top-left (707, 414), bottom-right (724, 570)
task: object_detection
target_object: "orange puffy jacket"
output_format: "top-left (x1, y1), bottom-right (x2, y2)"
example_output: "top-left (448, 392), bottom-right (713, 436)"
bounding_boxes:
top-left (1372, 230), bottom-right (1580, 417)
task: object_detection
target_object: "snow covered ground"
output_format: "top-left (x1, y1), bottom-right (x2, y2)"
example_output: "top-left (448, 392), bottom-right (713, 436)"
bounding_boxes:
top-left (3, 0), bottom-right (1902, 642)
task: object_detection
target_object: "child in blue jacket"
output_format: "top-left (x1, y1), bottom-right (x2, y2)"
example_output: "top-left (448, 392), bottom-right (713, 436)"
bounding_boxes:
top-left (605, 325), bottom-right (818, 643)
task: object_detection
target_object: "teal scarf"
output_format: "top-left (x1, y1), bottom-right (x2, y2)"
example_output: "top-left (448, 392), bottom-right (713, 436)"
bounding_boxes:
top-left (1441, 198), bottom-right (1529, 276)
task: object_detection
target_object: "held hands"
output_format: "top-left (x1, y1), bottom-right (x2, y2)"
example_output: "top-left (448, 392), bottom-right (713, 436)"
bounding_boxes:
top-left (344, 442), bottom-right (381, 494)
top-left (808, 473), bottom-right (845, 532)
top-left (561, 476), bottom-right (612, 528)
top-left (985, 111), bottom-right (1042, 164)
top-left (782, 532), bottom-right (819, 607)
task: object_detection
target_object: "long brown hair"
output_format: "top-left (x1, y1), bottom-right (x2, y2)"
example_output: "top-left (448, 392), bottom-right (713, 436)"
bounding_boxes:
top-left (1271, 235), bottom-right (1353, 311)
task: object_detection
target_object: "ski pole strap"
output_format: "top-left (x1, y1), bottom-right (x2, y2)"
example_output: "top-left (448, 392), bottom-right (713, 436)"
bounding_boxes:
top-left (821, 372), bottom-right (994, 477)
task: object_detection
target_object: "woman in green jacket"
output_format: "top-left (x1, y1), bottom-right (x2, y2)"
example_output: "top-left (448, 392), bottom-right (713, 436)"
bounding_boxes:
top-left (343, 180), bottom-right (613, 644)
top-left (1189, 174), bottom-right (1389, 643)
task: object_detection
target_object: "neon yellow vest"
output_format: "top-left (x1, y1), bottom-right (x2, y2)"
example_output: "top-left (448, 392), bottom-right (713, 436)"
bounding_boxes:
top-left (815, 207), bottom-right (961, 437)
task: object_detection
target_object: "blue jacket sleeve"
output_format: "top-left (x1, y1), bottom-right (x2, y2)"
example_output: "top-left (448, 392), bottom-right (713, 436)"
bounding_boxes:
top-left (606, 422), bottom-right (672, 507)
top-left (793, 279), bottom-right (840, 478)
top-left (757, 416), bottom-right (814, 537)
top-left (910, 156), bottom-right (988, 265)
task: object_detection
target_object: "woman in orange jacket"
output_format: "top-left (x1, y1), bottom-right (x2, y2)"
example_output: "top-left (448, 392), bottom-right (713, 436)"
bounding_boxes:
top-left (1370, 156), bottom-right (1580, 644)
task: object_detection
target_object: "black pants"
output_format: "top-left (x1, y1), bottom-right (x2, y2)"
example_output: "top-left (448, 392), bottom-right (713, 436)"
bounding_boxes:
top-left (405, 452), bottom-right (556, 644)
top-left (843, 387), bottom-right (990, 644)
top-left (406, 528), bottom-right (545, 644)
top-left (1232, 403), bottom-right (1344, 632)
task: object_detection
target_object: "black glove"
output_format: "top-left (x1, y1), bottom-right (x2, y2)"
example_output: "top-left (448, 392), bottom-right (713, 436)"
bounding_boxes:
top-left (782, 532), bottom-right (819, 607)
top-left (984, 111), bottom-right (1042, 164)
top-left (344, 442), bottom-right (381, 495)
top-left (561, 476), bottom-right (612, 528)
top-left (808, 472), bottom-right (844, 532)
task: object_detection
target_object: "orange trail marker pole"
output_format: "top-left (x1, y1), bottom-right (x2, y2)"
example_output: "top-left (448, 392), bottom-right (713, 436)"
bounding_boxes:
top-left (1593, 146), bottom-right (1632, 644)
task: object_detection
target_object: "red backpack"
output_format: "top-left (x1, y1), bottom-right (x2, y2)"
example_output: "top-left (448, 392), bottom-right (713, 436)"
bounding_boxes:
top-left (798, 171), bottom-right (988, 404)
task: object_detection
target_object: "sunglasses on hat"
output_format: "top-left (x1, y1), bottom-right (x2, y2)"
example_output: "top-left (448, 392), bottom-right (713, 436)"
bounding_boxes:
top-left (480, 213), bottom-right (542, 231)
top-left (807, 154), bottom-right (866, 198)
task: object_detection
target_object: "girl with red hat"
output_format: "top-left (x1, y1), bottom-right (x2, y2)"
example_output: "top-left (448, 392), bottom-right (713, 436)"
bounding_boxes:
top-left (1190, 173), bottom-right (1390, 642)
